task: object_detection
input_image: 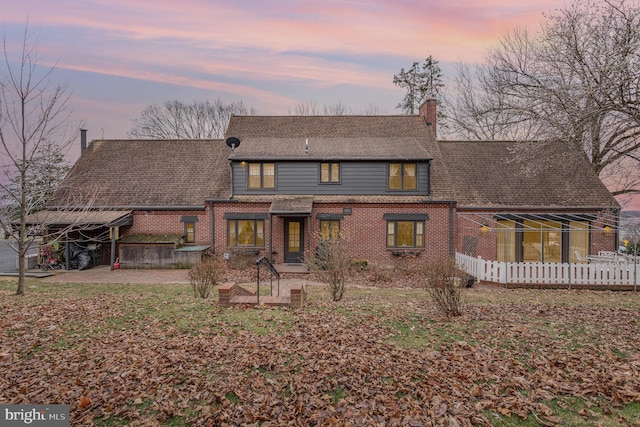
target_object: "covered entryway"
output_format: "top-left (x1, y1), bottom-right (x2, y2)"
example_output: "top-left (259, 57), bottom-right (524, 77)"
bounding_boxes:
top-left (268, 196), bottom-right (314, 265)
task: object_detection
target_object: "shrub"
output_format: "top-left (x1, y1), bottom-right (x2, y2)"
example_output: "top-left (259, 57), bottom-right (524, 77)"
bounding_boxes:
top-left (227, 249), bottom-right (257, 270)
top-left (188, 255), bottom-right (224, 299)
top-left (349, 258), bottom-right (368, 272)
top-left (422, 257), bottom-right (467, 318)
top-left (306, 235), bottom-right (350, 301)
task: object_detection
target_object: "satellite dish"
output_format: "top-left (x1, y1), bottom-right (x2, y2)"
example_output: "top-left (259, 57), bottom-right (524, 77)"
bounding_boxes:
top-left (226, 137), bottom-right (241, 149)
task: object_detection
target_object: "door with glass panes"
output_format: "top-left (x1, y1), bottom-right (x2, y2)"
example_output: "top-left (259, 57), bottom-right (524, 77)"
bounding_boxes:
top-left (284, 218), bottom-right (304, 263)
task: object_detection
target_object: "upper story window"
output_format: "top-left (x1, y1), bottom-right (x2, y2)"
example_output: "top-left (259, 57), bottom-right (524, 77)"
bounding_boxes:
top-left (248, 163), bottom-right (275, 189)
top-left (389, 163), bottom-right (416, 190)
top-left (320, 162), bottom-right (340, 183)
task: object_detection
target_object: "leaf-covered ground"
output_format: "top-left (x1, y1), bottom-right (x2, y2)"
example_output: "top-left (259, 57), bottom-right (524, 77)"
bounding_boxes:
top-left (1, 279), bottom-right (639, 426)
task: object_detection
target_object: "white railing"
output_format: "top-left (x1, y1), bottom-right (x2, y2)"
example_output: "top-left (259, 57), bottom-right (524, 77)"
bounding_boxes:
top-left (455, 252), bottom-right (640, 288)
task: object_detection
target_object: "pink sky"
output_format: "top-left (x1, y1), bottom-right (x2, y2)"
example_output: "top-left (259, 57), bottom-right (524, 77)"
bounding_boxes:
top-left (7, 1), bottom-right (633, 209)
top-left (2, 1), bottom-right (564, 138)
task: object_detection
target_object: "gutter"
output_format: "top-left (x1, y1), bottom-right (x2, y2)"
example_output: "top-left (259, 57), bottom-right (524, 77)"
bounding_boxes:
top-left (46, 205), bottom-right (206, 211)
top-left (455, 205), bottom-right (621, 212)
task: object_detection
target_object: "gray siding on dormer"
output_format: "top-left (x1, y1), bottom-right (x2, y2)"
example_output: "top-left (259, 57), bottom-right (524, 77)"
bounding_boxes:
top-left (232, 160), bottom-right (430, 196)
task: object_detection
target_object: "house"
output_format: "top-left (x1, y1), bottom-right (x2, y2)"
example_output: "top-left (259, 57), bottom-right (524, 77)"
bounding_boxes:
top-left (33, 100), bottom-right (619, 272)
top-left (29, 135), bottom-right (230, 268)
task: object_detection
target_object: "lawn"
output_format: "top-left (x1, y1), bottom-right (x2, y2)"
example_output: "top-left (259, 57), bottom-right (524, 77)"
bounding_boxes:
top-left (1, 279), bottom-right (639, 426)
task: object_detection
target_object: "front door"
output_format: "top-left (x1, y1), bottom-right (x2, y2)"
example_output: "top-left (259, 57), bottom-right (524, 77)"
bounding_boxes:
top-left (284, 218), bottom-right (304, 263)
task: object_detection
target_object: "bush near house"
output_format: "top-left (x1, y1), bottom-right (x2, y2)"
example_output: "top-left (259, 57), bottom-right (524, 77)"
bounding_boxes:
top-left (188, 253), bottom-right (224, 299)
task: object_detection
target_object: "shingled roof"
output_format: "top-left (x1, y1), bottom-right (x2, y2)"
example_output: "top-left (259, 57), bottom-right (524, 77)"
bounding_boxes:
top-left (225, 115), bottom-right (437, 139)
top-left (225, 114), bottom-right (448, 189)
top-left (436, 140), bottom-right (619, 209)
top-left (47, 139), bottom-right (231, 208)
top-left (48, 117), bottom-right (617, 212)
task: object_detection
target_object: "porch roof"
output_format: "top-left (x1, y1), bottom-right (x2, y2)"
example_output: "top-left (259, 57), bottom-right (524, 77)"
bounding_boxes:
top-left (268, 197), bottom-right (314, 216)
top-left (22, 210), bottom-right (133, 227)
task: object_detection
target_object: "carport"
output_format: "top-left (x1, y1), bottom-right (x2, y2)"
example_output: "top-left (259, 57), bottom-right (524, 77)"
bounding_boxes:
top-left (21, 210), bottom-right (133, 270)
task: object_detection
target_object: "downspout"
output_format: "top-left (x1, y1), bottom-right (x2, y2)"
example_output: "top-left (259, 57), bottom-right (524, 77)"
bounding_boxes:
top-left (110, 232), bottom-right (116, 271)
top-left (229, 160), bottom-right (234, 198)
top-left (307, 214), bottom-right (311, 258)
top-left (209, 200), bottom-right (215, 254)
top-left (449, 201), bottom-right (455, 256)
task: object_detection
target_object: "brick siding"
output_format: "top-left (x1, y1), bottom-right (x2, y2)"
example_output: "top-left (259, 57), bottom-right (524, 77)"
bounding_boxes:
top-left (123, 209), bottom-right (211, 246)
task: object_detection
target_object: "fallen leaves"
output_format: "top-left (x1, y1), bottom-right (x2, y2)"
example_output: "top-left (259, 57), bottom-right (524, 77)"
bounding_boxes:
top-left (0, 282), bottom-right (638, 425)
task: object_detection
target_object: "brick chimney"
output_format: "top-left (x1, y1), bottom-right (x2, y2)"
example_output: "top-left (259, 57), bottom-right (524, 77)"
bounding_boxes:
top-left (419, 98), bottom-right (437, 138)
top-left (80, 128), bottom-right (87, 153)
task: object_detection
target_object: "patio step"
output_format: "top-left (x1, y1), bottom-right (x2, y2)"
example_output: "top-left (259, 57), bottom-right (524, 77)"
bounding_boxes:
top-left (229, 295), bottom-right (291, 307)
top-left (275, 264), bottom-right (309, 274)
top-left (230, 295), bottom-right (258, 305)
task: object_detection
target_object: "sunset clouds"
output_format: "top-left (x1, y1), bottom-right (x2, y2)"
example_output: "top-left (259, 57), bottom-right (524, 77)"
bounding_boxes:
top-left (2, 0), bottom-right (562, 141)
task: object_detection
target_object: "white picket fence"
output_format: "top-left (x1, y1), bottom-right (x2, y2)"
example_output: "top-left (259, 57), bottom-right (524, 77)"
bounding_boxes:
top-left (455, 252), bottom-right (640, 288)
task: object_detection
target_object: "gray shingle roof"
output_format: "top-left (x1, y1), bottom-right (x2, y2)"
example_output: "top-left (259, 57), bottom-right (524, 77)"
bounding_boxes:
top-left (49, 117), bottom-right (617, 212)
top-left (226, 115), bottom-right (436, 139)
top-left (226, 115), bottom-right (435, 159)
top-left (47, 139), bottom-right (231, 208)
top-left (436, 140), bottom-right (619, 209)
top-left (230, 137), bottom-right (430, 160)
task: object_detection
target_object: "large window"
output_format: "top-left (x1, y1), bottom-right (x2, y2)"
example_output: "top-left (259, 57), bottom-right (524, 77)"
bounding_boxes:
top-left (387, 220), bottom-right (424, 248)
top-left (522, 220), bottom-right (562, 263)
top-left (496, 220), bottom-right (516, 262)
top-left (569, 221), bottom-right (589, 263)
top-left (389, 163), bottom-right (416, 190)
top-left (248, 163), bottom-right (275, 189)
top-left (496, 218), bottom-right (590, 263)
top-left (320, 220), bottom-right (340, 240)
top-left (228, 219), bottom-right (265, 247)
top-left (320, 162), bottom-right (340, 183)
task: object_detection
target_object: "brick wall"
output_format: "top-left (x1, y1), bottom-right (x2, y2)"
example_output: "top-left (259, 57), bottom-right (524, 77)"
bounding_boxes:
top-left (123, 209), bottom-right (211, 246)
top-left (213, 201), bottom-right (453, 266)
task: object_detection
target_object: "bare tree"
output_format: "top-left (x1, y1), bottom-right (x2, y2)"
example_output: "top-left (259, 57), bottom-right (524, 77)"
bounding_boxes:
top-left (289, 99), bottom-right (321, 116)
top-left (289, 100), bottom-right (353, 115)
top-left (445, 63), bottom-right (543, 141)
top-left (322, 100), bottom-right (351, 115)
top-left (0, 26), bottom-right (82, 295)
top-left (1, 144), bottom-right (70, 218)
top-left (362, 103), bottom-right (384, 116)
top-left (422, 257), bottom-right (467, 318)
top-left (129, 99), bottom-right (255, 139)
top-left (447, 0), bottom-right (640, 199)
top-left (289, 100), bottom-right (384, 116)
top-left (305, 234), bottom-right (350, 301)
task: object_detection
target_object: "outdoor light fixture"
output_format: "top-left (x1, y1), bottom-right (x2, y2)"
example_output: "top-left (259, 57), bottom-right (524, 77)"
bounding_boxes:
top-left (603, 225), bottom-right (612, 235)
top-left (480, 224), bottom-right (490, 234)
top-left (240, 161), bottom-right (247, 168)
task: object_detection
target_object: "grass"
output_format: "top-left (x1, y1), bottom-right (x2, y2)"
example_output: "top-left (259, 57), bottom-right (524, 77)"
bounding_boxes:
top-left (1, 278), bottom-right (639, 425)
